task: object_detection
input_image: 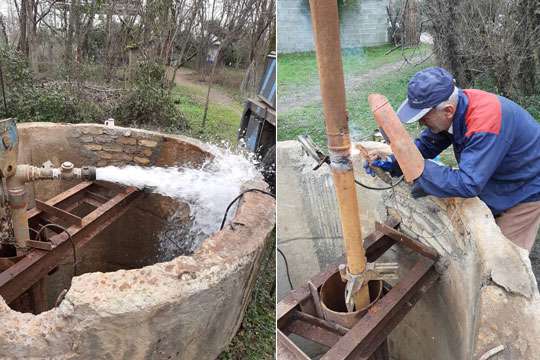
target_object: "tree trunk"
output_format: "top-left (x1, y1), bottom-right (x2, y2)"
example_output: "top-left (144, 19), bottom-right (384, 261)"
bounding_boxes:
top-left (201, 46), bottom-right (221, 130)
top-left (105, 3), bottom-right (114, 83)
top-left (27, 0), bottom-right (39, 74)
top-left (17, 0), bottom-right (29, 58)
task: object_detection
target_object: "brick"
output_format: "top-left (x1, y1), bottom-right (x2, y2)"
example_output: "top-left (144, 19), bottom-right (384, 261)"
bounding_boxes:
top-left (95, 135), bottom-right (114, 144)
top-left (134, 156), bottom-right (150, 165)
top-left (103, 144), bottom-right (123, 152)
top-left (139, 139), bottom-right (158, 148)
top-left (124, 145), bottom-right (139, 154)
top-left (98, 152), bottom-right (113, 159)
top-left (141, 148), bottom-right (153, 157)
top-left (82, 127), bottom-right (103, 135)
top-left (110, 152), bottom-right (133, 161)
top-left (118, 137), bottom-right (137, 145)
top-left (84, 144), bottom-right (102, 151)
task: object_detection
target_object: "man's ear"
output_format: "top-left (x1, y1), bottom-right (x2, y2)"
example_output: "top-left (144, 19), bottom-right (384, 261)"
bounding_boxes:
top-left (443, 103), bottom-right (456, 120)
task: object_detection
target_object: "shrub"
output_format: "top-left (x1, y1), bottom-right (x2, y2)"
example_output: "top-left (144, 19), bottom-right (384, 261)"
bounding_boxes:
top-left (115, 61), bottom-right (187, 130)
top-left (0, 47), bottom-right (106, 122)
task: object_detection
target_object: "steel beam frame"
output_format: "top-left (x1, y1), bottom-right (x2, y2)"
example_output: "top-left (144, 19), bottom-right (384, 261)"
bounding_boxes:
top-left (277, 217), bottom-right (441, 360)
top-left (0, 182), bottom-right (140, 304)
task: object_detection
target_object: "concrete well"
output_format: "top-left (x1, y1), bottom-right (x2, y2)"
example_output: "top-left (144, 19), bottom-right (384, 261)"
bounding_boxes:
top-left (277, 140), bottom-right (540, 360)
top-left (0, 123), bottom-right (275, 359)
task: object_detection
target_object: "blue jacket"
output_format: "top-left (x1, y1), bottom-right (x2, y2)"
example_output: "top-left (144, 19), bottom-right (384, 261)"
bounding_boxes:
top-left (414, 89), bottom-right (540, 215)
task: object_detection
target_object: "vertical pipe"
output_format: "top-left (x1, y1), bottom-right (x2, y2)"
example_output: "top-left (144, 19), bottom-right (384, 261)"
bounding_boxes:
top-left (8, 187), bottom-right (29, 255)
top-left (309, 0), bottom-right (370, 309)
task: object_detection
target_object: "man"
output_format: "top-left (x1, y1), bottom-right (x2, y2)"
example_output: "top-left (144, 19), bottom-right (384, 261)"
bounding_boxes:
top-left (368, 67), bottom-right (540, 251)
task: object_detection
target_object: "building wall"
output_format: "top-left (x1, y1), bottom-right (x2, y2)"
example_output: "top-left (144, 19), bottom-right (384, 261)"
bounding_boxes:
top-left (277, 0), bottom-right (389, 53)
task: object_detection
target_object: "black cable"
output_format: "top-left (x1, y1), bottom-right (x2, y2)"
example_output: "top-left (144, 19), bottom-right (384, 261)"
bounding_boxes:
top-left (37, 223), bottom-right (77, 278)
top-left (277, 247), bottom-right (294, 290)
top-left (355, 175), bottom-right (404, 191)
top-left (219, 188), bottom-right (275, 230)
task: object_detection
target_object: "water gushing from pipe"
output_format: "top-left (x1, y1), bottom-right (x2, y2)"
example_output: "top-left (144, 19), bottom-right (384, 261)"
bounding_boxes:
top-left (95, 147), bottom-right (259, 257)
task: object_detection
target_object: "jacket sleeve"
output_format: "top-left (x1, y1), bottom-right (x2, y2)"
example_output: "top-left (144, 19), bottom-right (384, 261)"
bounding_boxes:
top-left (415, 132), bottom-right (510, 198)
top-left (414, 128), bottom-right (453, 159)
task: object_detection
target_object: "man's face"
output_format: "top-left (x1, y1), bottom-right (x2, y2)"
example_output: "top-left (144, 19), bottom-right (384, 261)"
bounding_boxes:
top-left (419, 105), bottom-right (455, 133)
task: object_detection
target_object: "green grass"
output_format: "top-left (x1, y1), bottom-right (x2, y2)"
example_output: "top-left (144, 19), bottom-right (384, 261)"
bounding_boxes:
top-left (219, 236), bottom-right (275, 359)
top-left (171, 84), bottom-right (242, 144)
top-left (279, 62), bottom-right (430, 146)
top-left (278, 44), bottom-right (430, 97)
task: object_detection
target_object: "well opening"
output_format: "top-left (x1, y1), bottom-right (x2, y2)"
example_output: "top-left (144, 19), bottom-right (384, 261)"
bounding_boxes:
top-left (35, 193), bottom-right (193, 312)
top-left (3, 123), bottom-right (227, 314)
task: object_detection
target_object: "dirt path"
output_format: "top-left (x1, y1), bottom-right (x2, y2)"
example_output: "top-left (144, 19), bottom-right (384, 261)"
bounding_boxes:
top-left (167, 67), bottom-right (240, 110)
top-left (279, 58), bottom-right (420, 113)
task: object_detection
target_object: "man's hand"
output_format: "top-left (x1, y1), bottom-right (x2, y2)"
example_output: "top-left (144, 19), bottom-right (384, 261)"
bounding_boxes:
top-left (363, 155), bottom-right (402, 177)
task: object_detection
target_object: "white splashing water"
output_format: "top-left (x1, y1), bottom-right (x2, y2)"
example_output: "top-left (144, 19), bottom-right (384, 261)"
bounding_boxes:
top-left (95, 146), bottom-right (260, 257)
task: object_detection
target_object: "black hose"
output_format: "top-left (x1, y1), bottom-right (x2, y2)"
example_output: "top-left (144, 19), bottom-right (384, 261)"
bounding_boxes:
top-left (277, 247), bottom-right (294, 290)
top-left (37, 223), bottom-right (77, 278)
top-left (219, 188), bottom-right (275, 230)
top-left (355, 175), bottom-right (404, 191)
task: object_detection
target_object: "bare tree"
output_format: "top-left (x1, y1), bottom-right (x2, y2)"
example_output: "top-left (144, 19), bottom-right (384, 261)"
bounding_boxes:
top-left (201, 0), bottom-right (273, 130)
top-left (423, 0), bottom-right (540, 97)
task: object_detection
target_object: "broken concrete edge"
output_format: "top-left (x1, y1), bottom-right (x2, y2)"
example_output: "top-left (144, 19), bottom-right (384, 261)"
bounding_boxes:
top-left (354, 140), bottom-right (536, 299)
top-left (458, 198), bottom-right (537, 299)
top-left (0, 123), bottom-right (275, 359)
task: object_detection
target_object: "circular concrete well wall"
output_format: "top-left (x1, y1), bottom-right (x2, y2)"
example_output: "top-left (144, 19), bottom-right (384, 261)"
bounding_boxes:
top-left (0, 123), bottom-right (275, 359)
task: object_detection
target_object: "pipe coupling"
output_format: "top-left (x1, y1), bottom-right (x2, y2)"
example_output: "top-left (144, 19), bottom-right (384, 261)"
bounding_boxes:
top-left (80, 166), bottom-right (96, 181)
top-left (7, 187), bottom-right (26, 209)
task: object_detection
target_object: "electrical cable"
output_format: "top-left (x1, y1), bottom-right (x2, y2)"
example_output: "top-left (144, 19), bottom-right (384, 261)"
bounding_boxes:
top-left (37, 223), bottom-right (77, 278)
top-left (219, 188), bottom-right (275, 230)
top-left (355, 175), bottom-right (404, 191)
top-left (277, 247), bottom-right (294, 290)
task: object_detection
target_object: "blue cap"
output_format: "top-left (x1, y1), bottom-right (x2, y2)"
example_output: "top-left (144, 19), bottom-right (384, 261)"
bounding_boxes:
top-left (397, 67), bottom-right (455, 124)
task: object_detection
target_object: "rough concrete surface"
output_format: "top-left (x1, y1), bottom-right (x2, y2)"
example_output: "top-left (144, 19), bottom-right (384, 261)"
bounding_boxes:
top-left (0, 123), bottom-right (275, 359)
top-left (276, 140), bottom-right (540, 360)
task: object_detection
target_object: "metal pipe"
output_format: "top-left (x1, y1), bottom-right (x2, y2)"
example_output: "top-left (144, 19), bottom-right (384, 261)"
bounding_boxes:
top-left (6, 163), bottom-right (96, 254)
top-left (309, 0), bottom-right (370, 309)
top-left (368, 94), bottom-right (424, 182)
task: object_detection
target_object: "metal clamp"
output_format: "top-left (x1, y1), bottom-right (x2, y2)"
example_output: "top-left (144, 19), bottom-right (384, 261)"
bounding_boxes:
top-left (339, 262), bottom-right (399, 312)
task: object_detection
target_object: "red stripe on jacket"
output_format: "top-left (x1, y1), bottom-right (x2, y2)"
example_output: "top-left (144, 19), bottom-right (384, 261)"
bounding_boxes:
top-left (463, 89), bottom-right (502, 137)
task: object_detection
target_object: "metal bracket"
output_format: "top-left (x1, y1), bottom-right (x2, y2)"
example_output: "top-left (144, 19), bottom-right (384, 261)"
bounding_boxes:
top-left (339, 262), bottom-right (399, 312)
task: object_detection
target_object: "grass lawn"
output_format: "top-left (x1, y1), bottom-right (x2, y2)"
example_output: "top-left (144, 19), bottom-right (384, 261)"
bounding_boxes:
top-left (171, 84), bottom-right (242, 145)
top-left (278, 44), bottom-right (430, 97)
top-left (278, 62), bottom-right (430, 146)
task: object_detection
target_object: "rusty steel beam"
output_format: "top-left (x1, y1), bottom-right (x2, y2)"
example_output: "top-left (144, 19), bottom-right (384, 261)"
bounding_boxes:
top-left (35, 199), bottom-right (83, 227)
top-left (293, 310), bottom-right (348, 335)
top-left (277, 330), bottom-right (311, 360)
top-left (375, 222), bottom-right (439, 260)
top-left (0, 185), bottom-right (140, 304)
top-left (285, 317), bottom-right (341, 348)
top-left (277, 218), bottom-right (442, 360)
top-left (320, 256), bottom-right (439, 360)
top-left (277, 217), bottom-right (401, 329)
top-left (26, 181), bottom-right (93, 219)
